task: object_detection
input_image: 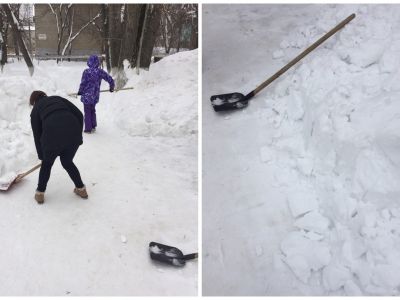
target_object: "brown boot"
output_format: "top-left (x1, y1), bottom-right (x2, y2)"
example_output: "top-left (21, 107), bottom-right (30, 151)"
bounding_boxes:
top-left (35, 191), bottom-right (45, 204)
top-left (74, 186), bottom-right (88, 199)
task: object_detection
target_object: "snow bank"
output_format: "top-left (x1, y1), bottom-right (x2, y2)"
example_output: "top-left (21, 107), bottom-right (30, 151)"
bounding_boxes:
top-left (265, 5), bottom-right (400, 295)
top-left (106, 50), bottom-right (198, 137)
top-left (0, 72), bottom-right (57, 185)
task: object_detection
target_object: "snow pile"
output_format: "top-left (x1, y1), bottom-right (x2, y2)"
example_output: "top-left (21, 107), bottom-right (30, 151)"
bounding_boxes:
top-left (0, 73), bottom-right (57, 185)
top-left (264, 5), bottom-right (400, 295)
top-left (107, 50), bottom-right (198, 137)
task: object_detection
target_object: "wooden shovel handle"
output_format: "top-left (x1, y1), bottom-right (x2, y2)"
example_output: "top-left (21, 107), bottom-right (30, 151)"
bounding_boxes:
top-left (251, 13), bottom-right (356, 97)
top-left (15, 163), bottom-right (42, 183)
top-left (68, 86), bottom-right (134, 97)
top-left (183, 253), bottom-right (198, 260)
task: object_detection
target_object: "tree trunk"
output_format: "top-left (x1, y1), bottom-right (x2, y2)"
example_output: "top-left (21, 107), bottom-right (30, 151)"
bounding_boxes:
top-left (1, 25), bottom-right (8, 68)
top-left (0, 12), bottom-right (7, 70)
top-left (189, 6), bottom-right (198, 50)
top-left (139, 4), bottom-right (161, 69)
top-left (27, 11), bottom-right (32, 55)
top-left (130, 4), bottom-right (146, 68)
top-left (108, 4), bottom-right (123, 70)
top-left (177, 23), bottom-right (182, 52)
top-left (102, 4), bottom-right (111, 72)
top-left (124, 4), bottom-right (143, 68)
top-left (116, 4), bottom-right (127, 69)
top-left (14, 37), bottom-right (20, 60)
top-left (2, 4), bottom-right (34, 75)
top-left (108, 4), bottom-right (128, 89)
top-left (136, 5), bottom-right (149, 74)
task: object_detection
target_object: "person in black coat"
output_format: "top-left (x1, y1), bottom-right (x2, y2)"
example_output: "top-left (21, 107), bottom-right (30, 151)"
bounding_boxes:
top-left (30, 91), bottom-right (88, 204)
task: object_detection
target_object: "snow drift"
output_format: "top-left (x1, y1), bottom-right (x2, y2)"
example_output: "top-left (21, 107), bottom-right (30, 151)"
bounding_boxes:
top-left (105, 50), bottom-right (198, 137)
top-left (265, 4), bottom-right (400, 295)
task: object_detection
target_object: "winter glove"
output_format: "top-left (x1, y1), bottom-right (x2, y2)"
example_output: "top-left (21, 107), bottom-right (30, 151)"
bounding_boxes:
top-left (110, 88), bottom-right (114, 93)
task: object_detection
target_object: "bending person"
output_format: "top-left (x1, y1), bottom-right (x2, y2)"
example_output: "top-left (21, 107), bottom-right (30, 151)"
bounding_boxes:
top-left (30, 91), bottom-right (88, 204)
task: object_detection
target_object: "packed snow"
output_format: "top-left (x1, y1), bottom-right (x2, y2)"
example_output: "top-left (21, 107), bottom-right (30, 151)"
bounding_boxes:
top-left (0, 50), bottom-right (197, 295)
top-left (203, 4), bottom-right (400, 296)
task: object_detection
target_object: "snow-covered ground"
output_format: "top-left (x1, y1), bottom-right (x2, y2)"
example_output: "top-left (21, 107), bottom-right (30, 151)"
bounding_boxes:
top-left (203, 4), bottom-right (400, 296)
top-left (0, 50), bottom-right (198, 295)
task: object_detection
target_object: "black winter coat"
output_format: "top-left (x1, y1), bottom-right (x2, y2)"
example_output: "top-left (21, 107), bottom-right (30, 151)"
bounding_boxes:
top-left (30, 96), bottom-right (83, 160)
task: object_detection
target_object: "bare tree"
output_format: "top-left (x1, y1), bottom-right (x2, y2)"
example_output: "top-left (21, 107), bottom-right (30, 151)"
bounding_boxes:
top-left (48, 4), bottom-right (102, 61)
top-left (107, 4), bottom-right (127, 88)
top-left (158, 4), bottom-right (198, 54)
top-left (48, 4), bottom-right (72, 61)
top-left (1, 4), bottom-right (33, 75)
top-left (61, 7), bottom-right (101, 57)
top-left (0, 8), bottom-right (9, 70)
top-left (124, 4), bottom-right (143, 68)
top-left (108, 4), bottom-right (123, 70)
top-left (138, 4), bottom-right (161, 70)
top-left (101, 4), bottom-right (111, 72)
top-left (160, 5), bottom-right (176, 54)
top-left (186, 4), bottom-right (198, 50)
top-left (19, 4), bottom-right (34, 55)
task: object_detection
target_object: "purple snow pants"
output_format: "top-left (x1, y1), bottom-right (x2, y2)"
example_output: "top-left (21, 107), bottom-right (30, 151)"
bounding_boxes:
top-left (84, 104), bottom-right (97, 132)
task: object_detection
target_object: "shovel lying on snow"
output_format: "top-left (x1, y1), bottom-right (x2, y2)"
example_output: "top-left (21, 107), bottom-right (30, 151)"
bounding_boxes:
top-left (0, 163), bottom-right (41, 191)
top-left (68, 86), bottom-right (134, 98)
top-left (149, 242), bottom-right (198, 267)
top-left (210, 13), bottom-right (356, 112)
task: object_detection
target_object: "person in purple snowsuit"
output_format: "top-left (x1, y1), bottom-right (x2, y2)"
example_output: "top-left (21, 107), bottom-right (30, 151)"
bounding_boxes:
top-left (78, 55), bottom-right (115, 133)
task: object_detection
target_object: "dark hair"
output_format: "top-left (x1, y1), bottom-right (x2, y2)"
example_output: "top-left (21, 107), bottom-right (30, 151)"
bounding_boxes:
top-left (30, 91), bottom-right (47, 106)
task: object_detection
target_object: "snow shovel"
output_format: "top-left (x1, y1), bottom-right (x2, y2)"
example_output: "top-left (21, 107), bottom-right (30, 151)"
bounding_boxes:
top-left (0, 163), bottom-right (41, 191)
top-left (210, 13), bottom-right (356, 112)
top-left (149, 241), bottom-right (198, 267)
top-left (68, 86), bottom-right (134, 98)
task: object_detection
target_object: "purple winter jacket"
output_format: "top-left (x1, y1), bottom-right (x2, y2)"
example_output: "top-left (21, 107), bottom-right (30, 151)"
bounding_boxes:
top-left (78, 55), bottom-right (115, 105)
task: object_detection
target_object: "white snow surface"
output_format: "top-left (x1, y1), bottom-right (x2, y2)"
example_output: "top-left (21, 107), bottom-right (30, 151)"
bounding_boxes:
top-left (0, 50), bottom-right (197, 295)
top-left (203, 4), bottom-right (400, 296)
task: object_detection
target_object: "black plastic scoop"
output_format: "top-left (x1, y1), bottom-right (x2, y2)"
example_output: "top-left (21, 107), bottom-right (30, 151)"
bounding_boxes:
top-left (149, 242), bottom-right (198, 267)
top-left (210, 13), bottom-right (356, 112)
top-left (211, 92), bottom-right (254, 111)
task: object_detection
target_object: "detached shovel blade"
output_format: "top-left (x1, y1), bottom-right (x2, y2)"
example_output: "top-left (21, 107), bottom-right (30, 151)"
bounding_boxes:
top-left (149, 242), bottom-right (197, 267)
top-left (210, 92), bottom-right (248, 112)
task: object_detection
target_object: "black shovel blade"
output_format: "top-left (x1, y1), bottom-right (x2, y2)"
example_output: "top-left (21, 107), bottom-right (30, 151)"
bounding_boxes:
top-left (210, 92), bottom-right (248, 112)
top-left (149, 242), bottom-right (187, 267)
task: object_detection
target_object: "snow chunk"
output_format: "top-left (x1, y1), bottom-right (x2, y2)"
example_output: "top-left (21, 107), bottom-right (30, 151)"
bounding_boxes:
top-left (322, 261), bottom-right (352, 291)
top-left (287, 192), bottom-right (319, 218)
top-left (294, 211), bottom-right (330, 234)
top-left (255, 245), bottom-right (263, 257)
top-left (120, 235), bottom-right (127, 243)
top-left (286, 93), bottom-right (305, 121)
top-left (259, 146), bottom-right (274, 163)
top-left (272, 50), bottom-right (284, 59)
top-left (342, 238), bottom-right (366, 263)
top-left (280, 40), bottom-right (290, 49)
top-left (372, 264), bottom-right (400, 289)
top-left (354, 148), bottom-right (400, 194)
top-left (281, 231), bottom-right (331, 283)
top-left (344, 280), bottom-right (363, 296)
